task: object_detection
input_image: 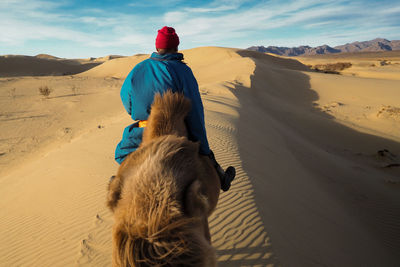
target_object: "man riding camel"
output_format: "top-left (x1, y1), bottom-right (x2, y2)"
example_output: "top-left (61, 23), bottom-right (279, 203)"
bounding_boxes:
top-left (115, 26), bottom-right (235, 191)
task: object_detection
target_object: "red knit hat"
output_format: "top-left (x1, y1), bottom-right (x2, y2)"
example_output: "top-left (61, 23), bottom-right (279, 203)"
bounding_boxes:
top-left (156, 26), bottom-right (180, 49)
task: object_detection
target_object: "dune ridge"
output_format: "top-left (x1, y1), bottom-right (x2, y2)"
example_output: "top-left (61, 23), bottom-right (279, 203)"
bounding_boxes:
top-left (0, 55), bottom-right (103, 77)
top-left (78, 54), bottom-right (149, 78)
top-left (0, 47), bottom-right (399, 266)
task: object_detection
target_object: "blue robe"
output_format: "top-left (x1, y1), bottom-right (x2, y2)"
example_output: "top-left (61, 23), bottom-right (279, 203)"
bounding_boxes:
top-left (115, 52), bottom-right (210, 164)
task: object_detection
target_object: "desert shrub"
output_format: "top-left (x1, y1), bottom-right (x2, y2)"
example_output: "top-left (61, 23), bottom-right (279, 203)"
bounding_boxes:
top-left (71, 85), bottom-right (77, 95)
top-left (380, 60), bottom-right (390, 66)
top-left (39, 85), bottom-right (53, 98)
top-left (377, 105), bottom-right (400, 119)
top-left (312, 62), bottom-right (352, 74)
top-left (8, 88), bottom-right (16, 99)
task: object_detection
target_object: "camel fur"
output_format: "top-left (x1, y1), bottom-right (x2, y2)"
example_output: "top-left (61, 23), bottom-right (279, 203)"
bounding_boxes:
top-left (107, 91), bottom-right (220, 266)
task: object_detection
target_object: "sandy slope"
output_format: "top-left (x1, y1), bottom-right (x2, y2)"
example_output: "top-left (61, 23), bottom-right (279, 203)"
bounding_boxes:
top-left (0, 55), bottom-right (102, 77)
top-left (0, 75), bottom-right (124, 177)
top-left (78, 54), bottom-right (149, 78)
top-left (233, 50), bottom-right (400, 266)
top-left (296, 51), bottom-right (400, 80)
top-left (0, 47), bottom-right (399, 266)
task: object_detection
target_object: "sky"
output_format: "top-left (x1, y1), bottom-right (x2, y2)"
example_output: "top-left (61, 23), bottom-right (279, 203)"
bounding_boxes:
top-left (1, 0), bottom-right (400, 58)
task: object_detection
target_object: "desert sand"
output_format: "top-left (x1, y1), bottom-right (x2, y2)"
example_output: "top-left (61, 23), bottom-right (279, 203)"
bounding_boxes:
top-left (0, 55), bottom-right (105, 77)
top-left (0, 47), bottom-right (399, 266)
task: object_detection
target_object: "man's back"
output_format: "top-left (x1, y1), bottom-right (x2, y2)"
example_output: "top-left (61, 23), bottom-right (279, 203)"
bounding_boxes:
top-left (122, 52), bottom-right (192, 120)
top-left (116, 52), bottom-right (210, 163)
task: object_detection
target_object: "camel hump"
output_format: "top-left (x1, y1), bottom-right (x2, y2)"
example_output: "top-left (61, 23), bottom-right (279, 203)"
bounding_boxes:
top-left (143, 90), bottom-right (192, 141)
top-left (152, 90), bottom-right (191, 119)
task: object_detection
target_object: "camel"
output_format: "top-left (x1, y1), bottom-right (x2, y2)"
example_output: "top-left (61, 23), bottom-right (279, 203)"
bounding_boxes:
top-left (107, 91), bottom-right (221, 266)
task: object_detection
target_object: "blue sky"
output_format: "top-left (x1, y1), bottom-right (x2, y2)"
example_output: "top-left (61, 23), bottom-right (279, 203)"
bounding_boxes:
top-left (1, 0), bottom-right (400, 58)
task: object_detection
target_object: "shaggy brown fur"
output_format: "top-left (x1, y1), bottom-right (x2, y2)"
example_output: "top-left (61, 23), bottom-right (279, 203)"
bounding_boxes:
top-left (107, 91), bottom-right (220, 266)
top-left (141, 91), bottom-right (190, 145)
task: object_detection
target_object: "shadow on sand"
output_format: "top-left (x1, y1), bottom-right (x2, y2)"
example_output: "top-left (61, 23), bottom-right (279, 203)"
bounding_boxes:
top-left (210, 175), bottom-right (280, 266)
top-left (225, 50), bottom-right (400, 266)
top-left (47, 92), bottom-right (93, 99)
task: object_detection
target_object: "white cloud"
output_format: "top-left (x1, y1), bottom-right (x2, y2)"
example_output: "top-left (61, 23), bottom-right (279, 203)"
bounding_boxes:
top-left (166, 0), bottom-right (342, 44)
top-left (164, 11), bottom-right (186, 24)
top-left (0, 17), bottom-right (90, 45)
top-left (0, 0), bottom-right (154, 51)
top-left (1, 0), bottom-right (399, 57)
top-left (164, 0), bottom-right (400, 48)
top-left (128, 0), bottom-right (184, 8)
top-left (183, 5), bottom-right (235, 13)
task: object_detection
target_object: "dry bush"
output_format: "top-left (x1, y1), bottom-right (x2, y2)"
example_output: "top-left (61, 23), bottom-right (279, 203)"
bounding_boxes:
top-left (71, 85), bottom-right (77, 95)
top-left (8, 88), bottom-right (16, 99)
top-left (312, 62), bottom-right (352, 74)
top-left (39, 85), bottom-right (53, 98)
top-left (380, 60), bottom-right (390, 66)
top-left (377, 105), bottom-right (400, 120)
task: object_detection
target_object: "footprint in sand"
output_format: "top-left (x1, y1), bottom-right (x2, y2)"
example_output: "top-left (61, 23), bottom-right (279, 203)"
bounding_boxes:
top-left (75, 211), bottom-right (113, 266)
top-left (376, 105), bottom-right (400, 120)
top-left (316, 101), bottom-right (345, 113)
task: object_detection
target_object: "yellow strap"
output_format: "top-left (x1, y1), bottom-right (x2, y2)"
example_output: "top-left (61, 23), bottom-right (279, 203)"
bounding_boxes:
top-left (138, 120), bottom-right (148, 128)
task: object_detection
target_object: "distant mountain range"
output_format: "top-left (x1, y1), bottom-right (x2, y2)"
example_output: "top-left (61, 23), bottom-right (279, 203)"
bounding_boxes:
top-left (247, 38), bottom-right (400, 56)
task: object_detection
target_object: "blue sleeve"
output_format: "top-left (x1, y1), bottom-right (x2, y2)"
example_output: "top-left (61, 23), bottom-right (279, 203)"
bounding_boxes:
top-left (120, 70), bottom-right (133, 115)
top-left (181, 67), bottom-right (211, 155)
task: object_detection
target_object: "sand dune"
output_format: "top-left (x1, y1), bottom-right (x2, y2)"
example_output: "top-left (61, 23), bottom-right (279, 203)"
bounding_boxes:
top-left (0, 55), bottom-right (102, 77)
top-left (296, 51), bottom-right (400, 80)
top-left (233, 50), bottom-right (400, 266)
top-left (35, 54), bottom-right (60, 60)
top-left (90, 55), bottom-right (125, 62)
top-left (79, 54), bottom-right (149, 78)
top-left (0, 47), bottom-right (399, 266)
